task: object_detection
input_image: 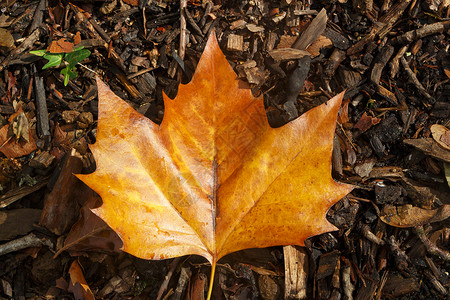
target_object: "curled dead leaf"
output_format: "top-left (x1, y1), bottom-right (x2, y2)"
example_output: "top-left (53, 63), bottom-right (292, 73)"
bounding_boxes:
top-left (68, 260), bottom-right (95, 300)
top-left (354, 112), bottom-right (381, 132)
top-left (47, 39), bottom-right (74, 53)
top-left (430, 124), bottom-right (450, 151)
top-left (380, 204), bottom-right (450, 228)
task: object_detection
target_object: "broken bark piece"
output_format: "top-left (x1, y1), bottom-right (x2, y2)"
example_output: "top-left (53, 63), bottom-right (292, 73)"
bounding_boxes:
top-left (306, 35), bottom-right (332, 57)
top-left (375, 84), bottom-right (398, 105)
top-left (286, 56), bottom-right (311, 103)
top-left (324, 28), bottom-right (350, 50)
top-left (268, 49), bottom-right (310, 61)
top-left (264, 32), bottom-right (278, 51)
top-left (0, 179), bottom-right (48, 209)
top-left (258, 275), bottom-right (281, 300)
top-left (292, 8), bottom-right (327, 50)
top-left (324, 49), bottom-right (346, 79)
top-left (28, 0), bottom-right (46, 34)
top-left (284, 246), bottom-right (308, 299)
top-left (404, 138), bottom-right (450, 162)
top-left (187, 272), bottom-right (206, 300)
top-left (246, 24), bottom-right (264, 33)
top-left (370, 45), bottom-right (394, 85)
top-left (184, 8), bottom-right (204, 38)
top-left (389, 45), bottom-right (408, 78)
top-left (317, 250), bottom-right (340, 299)
top-left (230, 19), bottom-right (247, 30)
top-left (382, 273), bottom-right (420, 298)
top-left (401, 177), bottom-right (439, 209)
top-left (0, 209), bottom-right (42, 240)
top-left (29, 151), bottom-right (55, 169)
top-left (227, 34), bottom-right (243, 52)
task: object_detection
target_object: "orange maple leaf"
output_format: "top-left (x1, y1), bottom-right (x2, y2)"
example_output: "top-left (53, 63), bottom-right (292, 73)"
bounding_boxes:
top-left (77, 32), bottom-right (353, 297)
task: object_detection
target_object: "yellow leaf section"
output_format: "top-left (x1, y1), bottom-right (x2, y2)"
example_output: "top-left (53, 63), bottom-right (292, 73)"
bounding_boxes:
top-left (77, 80), bottom-right (212, 262)
top-left (215, 92), bottom-right (353, 259)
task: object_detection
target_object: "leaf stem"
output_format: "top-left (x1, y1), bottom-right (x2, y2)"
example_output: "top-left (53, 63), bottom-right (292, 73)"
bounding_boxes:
top-left (206, 260), bottom-right (216, 300)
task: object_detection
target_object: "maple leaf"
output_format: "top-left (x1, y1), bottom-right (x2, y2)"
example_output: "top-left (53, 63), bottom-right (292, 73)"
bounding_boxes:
top-left (77, 32), bottom-right (353, 296)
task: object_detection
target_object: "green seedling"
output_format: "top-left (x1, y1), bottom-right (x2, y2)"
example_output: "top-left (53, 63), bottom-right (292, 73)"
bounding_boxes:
top-left (366, 98), bottom-right (376, 108)
top-left (30, 46), bottom-right (91, 86)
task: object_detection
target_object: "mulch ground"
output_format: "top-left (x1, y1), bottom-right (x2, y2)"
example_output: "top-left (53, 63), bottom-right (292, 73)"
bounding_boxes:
top-left (0, 0), bottom-right (449, 299)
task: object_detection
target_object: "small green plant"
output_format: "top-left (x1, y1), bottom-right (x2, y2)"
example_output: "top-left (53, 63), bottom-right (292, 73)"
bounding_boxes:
top-left (30, 46), bottom-right (91, 86)
top-left (366, 98), bottom-right (376, 108)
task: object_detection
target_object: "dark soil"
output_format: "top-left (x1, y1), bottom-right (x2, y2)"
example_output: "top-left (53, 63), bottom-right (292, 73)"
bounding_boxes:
top-left (0, 0), bottom-right (449, 299)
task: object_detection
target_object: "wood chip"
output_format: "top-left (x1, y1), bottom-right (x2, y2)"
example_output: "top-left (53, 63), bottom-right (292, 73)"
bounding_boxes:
top-left (268, 48), bottom-right (310, 61)
top-left (404, 138), bottom-right (450, 162)
top-left (227, 34), bottom-right (243, 51)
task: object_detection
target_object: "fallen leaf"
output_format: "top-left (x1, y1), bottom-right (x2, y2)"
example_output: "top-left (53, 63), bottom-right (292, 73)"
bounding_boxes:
top-left (380, 204), bottom-right (450, 228)
top-left (430, 124), bottom-right (450, 151)
top-left (11, 111), bottom-right (30, 142)
top-left (123, 0), bottom-right (138, 6)
top-left (68, 260), bottom-right (95, 300)
top-left (354, 112), bottom-right (381, 132)
top-left (445, 69), bottom-right (450, 79)
top-left (337, 98), bottom-right (350, 125)
top-left (74, 32), bottom-right (82, 45)
top-left (0, 109), bottom-right (37, 159)
top-left (40, 153), bottom-right (84, 235)
top-left (78, 31), bottom-right (352, 276)
top-left (56, 192), bottom-right (122, 257)
top-left (47, 39), bottom-right (74, 53)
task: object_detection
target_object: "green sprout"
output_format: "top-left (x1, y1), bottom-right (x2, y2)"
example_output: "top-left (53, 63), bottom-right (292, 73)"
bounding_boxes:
top-left (366, 98), bottom-right (376, 108)
top-left (30, 46), bottom-right (91, 86)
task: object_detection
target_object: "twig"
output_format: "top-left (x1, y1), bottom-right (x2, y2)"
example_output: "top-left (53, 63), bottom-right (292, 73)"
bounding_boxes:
top-left (156, 257), bottom-right (182, 300)
top-left (392, 21), bottom-right (450, 44)
top-left (0, 233), bottom-right (53, 256)
top-left (77, 62), bottom-right (98, 75)
top-left (33, 65), bottom-right (51, 141)
top-left (360, 224), bottom-right (385, 245)
top-left (184, 7), bottom-right (204, 38)
top-left (179, 0), bottom-right (187, 60)
top-left (415, 225), bottom-right (450, 261)
top-left (143, 6), bottom-right (147, 37)
top-left (400, 56), bottom-right (434, 105)
top-left (200, 1), bottom-right (212, 28)
top-left (127, 67), bottom-right (156, 80)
